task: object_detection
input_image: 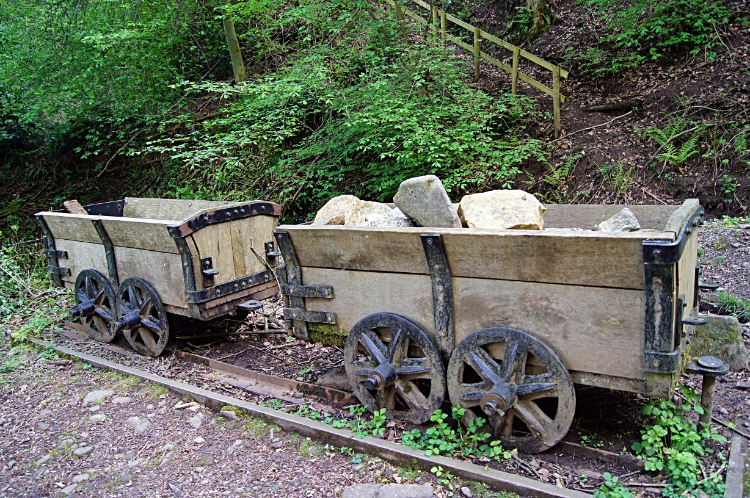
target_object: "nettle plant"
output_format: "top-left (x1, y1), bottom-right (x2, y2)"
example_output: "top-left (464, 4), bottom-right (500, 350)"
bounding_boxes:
top-left (579, 0), bottom-right (731, 77)
top-left (631, 386), bottom-right (727, 498)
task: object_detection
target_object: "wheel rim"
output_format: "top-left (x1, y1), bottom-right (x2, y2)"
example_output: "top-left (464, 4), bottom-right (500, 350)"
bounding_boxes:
top-left (74, 269), bottom-right (117, 343)
top-left (447, 327), bottom-right (575, 453)
top-left (117, 278), bottom-right (169, 357)
top-left (344, 313), bottom-right (445, 425)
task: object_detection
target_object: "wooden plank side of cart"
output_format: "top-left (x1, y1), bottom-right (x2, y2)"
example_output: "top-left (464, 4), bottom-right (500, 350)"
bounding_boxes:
top-left (278, 204), bottom-right (686, 394)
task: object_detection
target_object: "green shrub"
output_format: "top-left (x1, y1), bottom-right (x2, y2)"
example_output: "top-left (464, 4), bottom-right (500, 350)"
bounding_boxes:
top-left (580, 0), bottom-right (731, 76)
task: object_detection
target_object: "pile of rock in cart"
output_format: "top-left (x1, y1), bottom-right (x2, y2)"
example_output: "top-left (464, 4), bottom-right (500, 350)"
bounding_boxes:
top-left (313, 174), bottom-right (640, 232)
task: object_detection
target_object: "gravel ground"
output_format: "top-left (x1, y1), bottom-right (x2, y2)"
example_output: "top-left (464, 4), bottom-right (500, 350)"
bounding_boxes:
top-left (0, 345), bottom-right (487, 498)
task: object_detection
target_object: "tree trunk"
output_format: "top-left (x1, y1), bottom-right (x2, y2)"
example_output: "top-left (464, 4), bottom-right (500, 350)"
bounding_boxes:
top-left (222, 12), bottom-right (247, 83)
top-left (525, 0), bottom-right (550, 36)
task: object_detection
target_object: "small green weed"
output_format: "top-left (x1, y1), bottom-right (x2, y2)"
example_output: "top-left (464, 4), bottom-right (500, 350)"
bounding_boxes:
top-left (594, 472), bottom-right (633, 498)
top-left (631, 386), bottom-right (727, 497)
top-left (713, 290), bottom-right (750, 321)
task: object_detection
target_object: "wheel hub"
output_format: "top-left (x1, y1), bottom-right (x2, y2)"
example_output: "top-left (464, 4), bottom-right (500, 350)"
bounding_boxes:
top-left (70, 300), bottom-right (96, 318)
top-left (365, 362), bottom-right (398, 390)
top-left (113, 310), bottom-right (142, 332)
top-left (480, 382), bottom-right (517, 416)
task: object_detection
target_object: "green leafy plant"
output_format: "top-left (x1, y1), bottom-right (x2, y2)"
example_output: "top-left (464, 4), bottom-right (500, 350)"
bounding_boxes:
top-left (631, 390), bottom-right (727, 497)
top-left (541, 153), bottom-right (582, 204)
top-left (594, 472), bottom-right (633, 498)
top-left (598, 161), bottom-right (634, 198)
top-left (580, 0), bottom-right (731, 77)
top-left (638, 120), bottom-right (703, 169)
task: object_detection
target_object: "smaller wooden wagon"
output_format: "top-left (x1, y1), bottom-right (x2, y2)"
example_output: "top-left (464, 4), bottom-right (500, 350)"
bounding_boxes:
top-left (274, 200), bottom-right (706, 453)
top-left (36, 198), bottom-right (282, 356)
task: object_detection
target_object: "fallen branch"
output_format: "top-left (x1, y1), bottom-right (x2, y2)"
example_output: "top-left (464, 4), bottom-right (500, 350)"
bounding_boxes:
top-left (641, 187), bottom-right (667, 205)
top-left (552, 111), bottom-right (633, 142)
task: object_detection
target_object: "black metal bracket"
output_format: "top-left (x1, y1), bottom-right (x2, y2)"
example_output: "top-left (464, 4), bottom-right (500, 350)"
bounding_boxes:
top-left (281, 284), bottom-right (334, 299)
top-left (643, 263), bottom-right (678, 374)
top-left (283, 308), bottom-right (337, 325)
top-left (35, 215), bottom-right (63, 287)
top-left (185, 269), bottom-right (275, 304)
top-left (172, 237), bottom-right (197, 294)
top-left (265, 241), bottom-right (281, 264)
top-left (698, 281), bottom-right (720, 290)
top-left (167, 202), bottom-right (282, 237)
top-left (421, 234), bottom-right (454, 362)
top-left (91, 219), bottom-right (118, 286)
top-left (200, 257), bottom-right (218, 288)
top-left (274, 231), bottom-right (309, 341)
top-left (82, 199), bottom-right (124, 217)
top-left (682, 317), bottom-right (707, 326)
top-left (46, 249), bottom-right (68, 259)
top-left (644, 348), bottom-right (681, 373)
top-left (47, 266), bottom-right (71, 276)
top-left (642, 206), bottom-right (704, 265)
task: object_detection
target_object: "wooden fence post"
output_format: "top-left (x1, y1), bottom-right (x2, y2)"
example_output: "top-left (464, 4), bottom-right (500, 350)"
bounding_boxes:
top-left (440, 10), bottom-right (446, 48)
top-left (553, 65), bottom-right (561, 139)
top-left (511, 46), bottom-right (520, 95)
top-left (395, 0), bottom-right (409, 43)
top-left (433, 6), bottom-right (439, 46)
top-left (474, 27), bottom-right (480, 80)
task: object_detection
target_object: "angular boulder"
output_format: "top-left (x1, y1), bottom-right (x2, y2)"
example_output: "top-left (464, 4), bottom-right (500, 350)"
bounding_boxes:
top-left (689, 314), bottom-right (748, 370)
top-left (313, 195), bottom-right (363, 225)
top-left (393, 175), bottom-right (461, 228)
top-left (597, 208), bottom-right (641, 232)
top-left (350, 201), bottom-right (393, 226)
top-left (458, 190), bottom-right (546, 230)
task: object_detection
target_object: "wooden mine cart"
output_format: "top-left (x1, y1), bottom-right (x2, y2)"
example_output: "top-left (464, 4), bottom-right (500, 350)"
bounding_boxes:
top-left (274, 200), bottom-right (705, 453)
top-left (36, 198), bottom-right (282, 356)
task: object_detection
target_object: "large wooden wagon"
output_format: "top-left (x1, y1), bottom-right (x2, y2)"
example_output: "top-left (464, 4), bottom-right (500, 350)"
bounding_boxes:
top-left (35, 198), bottom-right (282, 356)
top-left (274, 200), bottom-right (705, 453)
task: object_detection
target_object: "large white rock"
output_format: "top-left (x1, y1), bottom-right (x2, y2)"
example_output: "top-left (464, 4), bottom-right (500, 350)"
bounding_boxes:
top-left (597, 208), bottom-right (641, 232)
top-left (349, 201), bottom-right (393, 226)
top-left (313, 195), bottom-right (363, 225)
top-left (458, 190), bottom-right (546, 230)
top-left (393, 175), bottom-right (461, 228)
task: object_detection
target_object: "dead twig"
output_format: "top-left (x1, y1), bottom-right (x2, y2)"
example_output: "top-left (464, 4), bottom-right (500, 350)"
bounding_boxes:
top-left (552, 111), bottom-right (633, 142)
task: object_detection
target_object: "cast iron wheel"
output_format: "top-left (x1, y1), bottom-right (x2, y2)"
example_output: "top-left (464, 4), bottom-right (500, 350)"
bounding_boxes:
top-left (72, 269), bottom-right (117, 343)
top-left (116, 278), bottom-right (169, 357)
top-left (447, 327), bottom-right (575, 453)
top-left (344, 313), bottom-right (446, 425)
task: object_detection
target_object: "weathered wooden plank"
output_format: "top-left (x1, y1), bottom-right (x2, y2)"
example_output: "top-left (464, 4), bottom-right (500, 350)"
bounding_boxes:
top-left (543, 204), bottom-right (680, 230)
top-left (403, 8), bottom-right (427, 24)
top-left (445, 12), bottom-right (473, 31)
top-left (302, 267), bottom-right (646, 380)
top-left (445, 33), bottom-right (473, 52)
top-left (664, 199), bottom-right (700, 234)
top-left (99, 217), bottom-right (179, 254)
top-left (480, 50), bottom-right (512, 74)
top-left (164, 304), bottom-right (191, 317)
top-left (230, 221), bottom-right (247, 278)
top-left (192, 223), bottom-right (237, 285)
top-left (479, 29), bottom-right (514, 51)
top-left (54, 239), bottom-right (107, 284)
top-left (113, 246), bottom-right (187, 308)
top-left (520, 48), bottom-right (569, 78)
top-left (280, 225), bottom-right (675, 290)
top-left (410, 0), bottom-right (430, 10)
top-left (678, 229), bottom-right (698, 311)
top-left (42, 213), bottom-right (101, 244)
top-left (123, 197), bottom-right (234, 220)
top-left (235, 216), bottom-right (279, 277)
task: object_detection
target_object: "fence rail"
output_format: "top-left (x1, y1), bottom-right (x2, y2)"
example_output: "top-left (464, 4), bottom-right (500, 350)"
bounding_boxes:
top-left (383, 0), bottom-right (567, 137)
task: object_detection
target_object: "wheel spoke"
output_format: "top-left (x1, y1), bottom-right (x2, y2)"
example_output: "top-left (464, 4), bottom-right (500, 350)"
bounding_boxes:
top-left (139, 328), bottom-right (158, 351)
top-left (140, 319), bottom-right (163, 334)
top-left (387, 328), bottom-right (406, 363)
top-left (394, 379), bottom-right (429, 412)
top-left (497, 341), bottom-right (518, 382)
top-left (84, 277), bottom-right (94, 299)
top-left (468, 349), bottom-right (501, 384)
top-left (515, 382), bottom-right (557, 396)
top-left (93, 286), bottom-right (105, 304)
top-left (139, 296), bottom-right (153, 316)
top-left (360, 330), bottom-right (387, 364)
top-left (500, 410), bottom-right (515, 438)
top-left (514, 399), bottom-right (556, 439)
top-left (76, 291), bottom-right (88, 303)
top-left (396, 364), bottom-right (432, 378)
top-left (96, 307), bottom-right (114, 321)
top-left (455, 382), bottom-right (487, 407)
